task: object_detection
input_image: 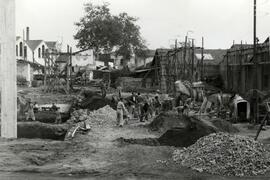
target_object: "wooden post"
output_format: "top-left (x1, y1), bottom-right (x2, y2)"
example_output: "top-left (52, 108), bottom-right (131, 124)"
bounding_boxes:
top-left (0, 0), bottom-right (17, 138)
top-left (201, 37), bottom-right (204, 80)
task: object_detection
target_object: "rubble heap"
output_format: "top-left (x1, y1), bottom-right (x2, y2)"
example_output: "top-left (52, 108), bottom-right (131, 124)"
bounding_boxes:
top-left (173, 133), bottom-right (270, 177)
top-left (68, 105), bottom-right (116, 127)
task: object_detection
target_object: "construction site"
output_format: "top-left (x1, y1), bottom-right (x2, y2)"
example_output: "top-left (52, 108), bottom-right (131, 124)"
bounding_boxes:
top-left (1, 0), bottom-right (270, 180)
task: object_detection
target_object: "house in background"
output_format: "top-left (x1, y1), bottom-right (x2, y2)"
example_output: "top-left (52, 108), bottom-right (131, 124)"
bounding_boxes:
top-left (55, 49), bottom-right (96, 81)
top-left (16, 27), bottom-right (61, 86)
top-left (134, 49), bottom-right (155, 68)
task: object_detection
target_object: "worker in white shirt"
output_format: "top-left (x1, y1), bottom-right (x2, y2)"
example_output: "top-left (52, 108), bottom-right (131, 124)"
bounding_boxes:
top-left (117, 97), bottom-right (129, 127)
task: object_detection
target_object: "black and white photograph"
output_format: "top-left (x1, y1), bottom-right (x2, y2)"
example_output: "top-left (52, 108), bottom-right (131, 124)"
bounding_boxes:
top-left (1, 0), bottom-right (270, 179)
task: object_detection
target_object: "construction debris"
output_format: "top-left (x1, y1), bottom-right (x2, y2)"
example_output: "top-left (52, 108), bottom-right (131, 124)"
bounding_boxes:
top-left (173, 133), bottom-right (270, 177)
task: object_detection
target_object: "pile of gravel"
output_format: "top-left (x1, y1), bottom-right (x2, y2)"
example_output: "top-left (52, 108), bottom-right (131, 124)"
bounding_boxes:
top-left (173, 133), bottom-right (270, 177)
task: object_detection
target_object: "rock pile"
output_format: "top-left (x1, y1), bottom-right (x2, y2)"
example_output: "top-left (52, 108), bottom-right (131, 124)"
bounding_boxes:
top-left (173, 133), bottom-right (270, 177)
top-left (68, 105), bottom-right (116, 128)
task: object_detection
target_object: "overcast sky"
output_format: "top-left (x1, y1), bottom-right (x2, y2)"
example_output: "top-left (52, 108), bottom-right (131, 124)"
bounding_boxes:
top-left (16, 0), bottom-right (270, 50)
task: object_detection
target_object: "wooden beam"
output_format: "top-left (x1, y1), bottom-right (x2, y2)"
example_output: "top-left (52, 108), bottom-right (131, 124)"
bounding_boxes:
top-left (0, 0), bottom-right (17, 138)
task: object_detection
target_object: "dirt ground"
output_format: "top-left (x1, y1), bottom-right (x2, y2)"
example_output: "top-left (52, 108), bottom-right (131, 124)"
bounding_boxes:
top-left (0, 118), bottom-right (270, 180)
top-left (1, 88), bottom-right (270, 179)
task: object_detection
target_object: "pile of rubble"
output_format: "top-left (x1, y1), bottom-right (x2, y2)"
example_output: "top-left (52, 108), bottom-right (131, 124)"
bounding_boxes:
top-left (173, 133), bottom-right (270, 177)
top-left (68, 105), bottom-right (116, 128)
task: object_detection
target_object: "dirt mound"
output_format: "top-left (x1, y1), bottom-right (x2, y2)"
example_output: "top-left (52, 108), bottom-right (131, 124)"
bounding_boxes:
top-left (68, 105), bottom-right (117, 128)
top-left (158, 117), bottom-right (217, 147)
top-left (210, 118), bottom-right (239, 133)
top-left (149, 111), bottom-right (188, 133)
top-left (80, 95), bottom-right (116, 111)
top-left (17, 122), bottom-right (68, 140)
top-left (173, 133), bottom-right (270, 176)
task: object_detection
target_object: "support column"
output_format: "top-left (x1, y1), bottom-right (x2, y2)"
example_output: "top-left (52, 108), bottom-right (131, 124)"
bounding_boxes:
top-left (0, 0), bottom-right (17, 138)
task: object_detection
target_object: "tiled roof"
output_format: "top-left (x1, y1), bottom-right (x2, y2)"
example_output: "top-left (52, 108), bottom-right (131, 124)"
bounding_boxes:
top-left (25, 40), bottom-right (43, 51)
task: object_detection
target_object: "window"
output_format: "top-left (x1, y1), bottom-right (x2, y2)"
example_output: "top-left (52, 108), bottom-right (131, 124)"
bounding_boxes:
top-left (19, 42), bottom-right (23, 56)
top-left (42, 45), bottom-right (45, 57)
top-left (38, 48), bottom-right (41, 58)
top-left (16, 45), bottom-right (18, 56)
top-left (24, 46), bottom-right (27, 58)
top-left (264, 75), bottom-right (269, 88)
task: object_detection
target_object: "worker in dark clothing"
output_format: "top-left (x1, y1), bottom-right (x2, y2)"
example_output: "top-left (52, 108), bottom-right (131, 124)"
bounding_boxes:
top-left (100, 81), bottom-right (107, 98)
top-left (140, 100), bottom-right (150, 122)
top-left (129, 92), bottom-right (137, 118)
top-left (51, 103), bottom-right (61, 124)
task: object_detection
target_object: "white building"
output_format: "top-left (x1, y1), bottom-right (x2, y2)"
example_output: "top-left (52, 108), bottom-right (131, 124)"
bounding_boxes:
top-left (16, 27), bottom-right (61, 86)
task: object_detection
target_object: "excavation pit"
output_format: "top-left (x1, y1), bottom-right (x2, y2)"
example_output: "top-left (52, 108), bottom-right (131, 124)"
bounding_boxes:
top-left (0, 122), bottom-right (69, 141)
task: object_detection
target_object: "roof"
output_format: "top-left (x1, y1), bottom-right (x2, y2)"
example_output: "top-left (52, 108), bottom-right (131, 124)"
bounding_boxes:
top-left (195, 49), bottom-right (227, 65)
top-left (45, 41), bottom-right (57, 49)
top-left (25, 40), bottom-right (44, 51)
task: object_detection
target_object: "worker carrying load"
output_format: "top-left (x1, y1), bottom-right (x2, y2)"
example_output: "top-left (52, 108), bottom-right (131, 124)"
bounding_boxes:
top-left (116, 97), bottom-right (129, 127)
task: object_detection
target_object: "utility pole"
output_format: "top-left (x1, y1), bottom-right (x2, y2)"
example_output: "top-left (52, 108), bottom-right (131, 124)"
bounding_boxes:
top-left (191, 39), bottom-right (195, 82)
top-left (253, 0), bottom-right (258, 124)
top-left (0, 0), bottom-right (17, 138)
top-left (183, 36), bottom-right (188, 79)
top-left (201, 37), bottom-right (204, 80)
top-left (66, 45), bottom-right (71, 93)
top-left (175, 39), bottom-right (178, 79)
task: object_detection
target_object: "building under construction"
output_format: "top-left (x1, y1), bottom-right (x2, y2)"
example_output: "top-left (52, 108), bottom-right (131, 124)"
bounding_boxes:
top-left (141, 47), bottom-right (226, 94)
top-left (220, 39), bottom-right (270, 95)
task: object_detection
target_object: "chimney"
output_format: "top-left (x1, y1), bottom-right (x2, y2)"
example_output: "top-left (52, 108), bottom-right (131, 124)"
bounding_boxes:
top-left (26, 27), bottom-right (30, 41)
top-left (67, 45), bottom-right (70, 53)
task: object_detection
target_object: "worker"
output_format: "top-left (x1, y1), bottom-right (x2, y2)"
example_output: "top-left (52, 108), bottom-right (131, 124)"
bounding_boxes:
top-left (100, 81), bottom-right (107, 98)
top-left (33, 102), bottom-right (39, 113)
top-left (55, 107), bottom-right (62, 124)
top-left (137, 92), bottom-right (144, 119)
top-left (129, 92), bottom-right (137, 118)
top-left (140, 99), bottom-right (150, 122)
top-left (51, 103), bottom-right (58, 112)
top-left (117, 97), bottom-right (129, 127)
top-left (82, 72), bottom-right (87, 86)
top-left (51, 103), bottom-right (61, 124)
top-left (154, 96), bottom-right (162, 116)
top-left (26, 100), bottom-right (35, 121)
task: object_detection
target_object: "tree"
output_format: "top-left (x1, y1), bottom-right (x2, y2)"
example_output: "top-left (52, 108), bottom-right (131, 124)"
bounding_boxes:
top-left (74, 2), bottom-right (147, 66)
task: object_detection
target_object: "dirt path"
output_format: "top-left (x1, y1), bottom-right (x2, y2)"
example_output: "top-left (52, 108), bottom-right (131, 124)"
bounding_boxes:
top-left (1, 119), bottom-right (270, 179)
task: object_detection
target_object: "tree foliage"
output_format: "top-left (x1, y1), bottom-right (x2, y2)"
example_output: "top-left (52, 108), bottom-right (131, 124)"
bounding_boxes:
top-left (74, 3), bottom-right (147, 61)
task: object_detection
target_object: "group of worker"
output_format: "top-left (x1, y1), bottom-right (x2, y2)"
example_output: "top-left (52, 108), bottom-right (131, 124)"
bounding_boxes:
top-left (25, 100), bottom-right (61, 124)
top-left (116, 91), bottom-right (162, 127)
